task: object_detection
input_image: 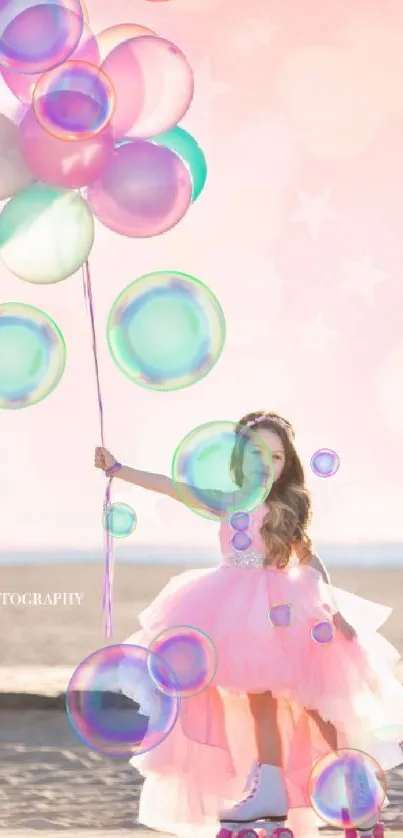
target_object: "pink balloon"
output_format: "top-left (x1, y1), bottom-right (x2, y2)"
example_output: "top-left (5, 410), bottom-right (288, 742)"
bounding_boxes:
top-left (87, 140), bottom-right (192, 238)
top-left (96, 23), bottom-right (157, 62)
top-left (1, 22), bottom-right (100, 105)
top-left (19, 108), bottom-right (114, 189)
top-left (101, 36), bottom-right (194, 139)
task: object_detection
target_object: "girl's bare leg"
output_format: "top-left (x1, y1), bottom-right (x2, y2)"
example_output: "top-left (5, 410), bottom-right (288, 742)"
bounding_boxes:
top-left (248, 692), bottom-right (338, 764)
top-left (306, 708), bottom-right (338, 750)
top-left (248, 691), bottom-right (282, 765)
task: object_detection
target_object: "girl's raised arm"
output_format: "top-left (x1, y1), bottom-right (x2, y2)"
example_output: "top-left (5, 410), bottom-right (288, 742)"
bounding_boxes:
top-left (94, 447), bottom-right (230, 513)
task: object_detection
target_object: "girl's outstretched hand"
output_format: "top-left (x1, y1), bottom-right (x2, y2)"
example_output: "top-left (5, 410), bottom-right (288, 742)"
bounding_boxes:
top-left (95, 446), bottom-right (117, 472)
top-left (333, 612), bottom-right (357, 640)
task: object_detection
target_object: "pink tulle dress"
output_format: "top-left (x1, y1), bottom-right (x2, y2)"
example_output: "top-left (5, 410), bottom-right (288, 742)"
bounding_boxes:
top-left (121, 504), bottom-right (403, 838)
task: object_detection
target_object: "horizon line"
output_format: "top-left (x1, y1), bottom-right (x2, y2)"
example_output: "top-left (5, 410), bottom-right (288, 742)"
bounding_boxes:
top-left (1, 541), bottom-right (403, 554)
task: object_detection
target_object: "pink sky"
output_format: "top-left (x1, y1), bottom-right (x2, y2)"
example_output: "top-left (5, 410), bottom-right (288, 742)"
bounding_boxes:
top-left (2, 0), bottom-right (403, 550)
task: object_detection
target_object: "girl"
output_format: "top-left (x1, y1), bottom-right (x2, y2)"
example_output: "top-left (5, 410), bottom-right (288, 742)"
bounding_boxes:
top-left (95, 411), bottom-right (403, 838)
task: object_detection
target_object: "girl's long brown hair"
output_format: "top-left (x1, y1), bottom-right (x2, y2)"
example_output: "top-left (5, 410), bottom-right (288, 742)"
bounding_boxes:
top-left (230, 411), bottom-right (312, 569)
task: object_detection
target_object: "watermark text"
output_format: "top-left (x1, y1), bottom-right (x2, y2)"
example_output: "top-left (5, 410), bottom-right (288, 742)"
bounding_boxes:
top-left (0, 592), bottom-right (84, 606)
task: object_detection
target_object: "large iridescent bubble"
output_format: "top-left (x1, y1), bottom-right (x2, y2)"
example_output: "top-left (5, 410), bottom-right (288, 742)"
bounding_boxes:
top-left (0, 183), bottom-right (94, 283)
top-left (66, 644), bottom-right (180, 757)
top-left (0, 302), bottom-right (66, 409)
top-left (33, 60), bottom-right (116, 141)
top-left (171, 421), bottom-right (274, 520)
top-left (149, 626), bottom-right (218, 698)
top-left (308, 748), bottom-right (386, 829)
top-left (1, 19), bottom-right (99, 104)
top-left (0, 0), bottom-right (84, 74)
top-left (107, 271), bottom-right (226, 391)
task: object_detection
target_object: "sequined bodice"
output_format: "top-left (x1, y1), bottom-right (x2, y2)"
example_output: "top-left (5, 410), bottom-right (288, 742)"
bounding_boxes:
top-left (219, 505), bottom-right (268, 568)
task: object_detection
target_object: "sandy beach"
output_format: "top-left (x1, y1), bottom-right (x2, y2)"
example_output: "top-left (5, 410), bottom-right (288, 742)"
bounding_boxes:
top-left (0, 561), bottom-right (402, 833)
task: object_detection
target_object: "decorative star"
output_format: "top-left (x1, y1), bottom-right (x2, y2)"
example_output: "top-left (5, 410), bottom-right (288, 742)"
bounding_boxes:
top-left (264, 257), bottom-right (283, 295)
top-left (342, 252), bottom-right (390, 303)
top-left (290, 190), bottom-right (337, 239)
top-left (232, 16), bottom-right (280, 53)
top-left (194, 56), bottom-right (232, 102)
top-left (300, 315), bottom-right (338, 351)
top-left (182, 57), bottom-right (231, 145)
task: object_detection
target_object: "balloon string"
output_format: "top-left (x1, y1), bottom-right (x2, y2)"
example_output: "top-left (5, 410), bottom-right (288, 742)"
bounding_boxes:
top-left (82, 259), bottom-right (114, 638)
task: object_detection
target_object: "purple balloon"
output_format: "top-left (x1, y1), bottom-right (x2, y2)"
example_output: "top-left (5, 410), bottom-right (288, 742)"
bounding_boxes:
top-left (87, 140), bottom-right (192, 238)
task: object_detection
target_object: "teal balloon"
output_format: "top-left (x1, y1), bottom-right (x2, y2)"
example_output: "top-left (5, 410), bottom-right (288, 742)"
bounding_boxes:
top-left (150, 127), bottom-right (207, 202)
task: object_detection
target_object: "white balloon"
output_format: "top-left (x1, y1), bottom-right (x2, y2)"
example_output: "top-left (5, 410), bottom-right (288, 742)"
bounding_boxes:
top-left (0, 113), bottom-right (33, 200)
top-left (0, 184), bottom-right (94, 284)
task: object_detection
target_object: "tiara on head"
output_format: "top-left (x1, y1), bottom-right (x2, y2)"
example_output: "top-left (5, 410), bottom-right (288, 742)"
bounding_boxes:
top-left (245, 416), bottom-right (266, 428)
top-left (244, 413), bottom-right (295, 437)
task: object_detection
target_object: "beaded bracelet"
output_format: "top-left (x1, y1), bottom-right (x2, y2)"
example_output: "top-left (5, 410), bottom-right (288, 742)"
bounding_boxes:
top-left (105, 461), bottom-right (123, 477)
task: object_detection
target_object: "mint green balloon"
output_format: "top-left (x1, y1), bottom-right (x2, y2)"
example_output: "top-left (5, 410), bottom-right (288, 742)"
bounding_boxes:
top-left (0, 183), bottom-right (94, 284)
top-left (150, 127), bottom-right (207, 202)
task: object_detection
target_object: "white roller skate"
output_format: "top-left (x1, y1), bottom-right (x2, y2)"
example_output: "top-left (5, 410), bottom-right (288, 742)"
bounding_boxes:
top-left (217, 764), bottom-right (293, 838)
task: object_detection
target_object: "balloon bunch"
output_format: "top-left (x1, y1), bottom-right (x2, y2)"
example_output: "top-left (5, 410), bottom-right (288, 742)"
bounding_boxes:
top-left (0, 0), bottom-right (209, 635)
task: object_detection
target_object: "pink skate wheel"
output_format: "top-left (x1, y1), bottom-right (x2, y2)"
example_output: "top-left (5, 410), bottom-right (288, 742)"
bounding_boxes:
top-left (345, 830), bottom-right (357, 838)
top-left (372, 826), bottom-right (384, 838)
top-left (272, 829), bottom-right (294, 838)
top-left (217, 830), bottom-right (234, 838)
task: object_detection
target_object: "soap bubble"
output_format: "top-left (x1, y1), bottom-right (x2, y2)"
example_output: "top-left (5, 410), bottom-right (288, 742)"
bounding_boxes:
top-left (311, 620), bottom-right (335, 644)
top-left (66, 644), bottom-right (180, 757)
top-left (231, 532), bottom-right (252, 551)
top-left (308, 748), bottom-right (386, 828)
top-left (107, 271), bottom-right (225, 391)
top-left (103, 502), bottom-right (137, 538)
top-left (230, 511), bottom-right (251, 532)
top-left (33, 60), bottom-right (115, 141)
top-left (0, 302), bottom-right (66, 409)
top-left (268, 603), bottom-right (294, 628)
top-left (2, 20), bottom-right (100, 105)
top-left (149, 626), bottom-right (217, 698)
top-left (171, 420), bottom-right (274, 520)
top-left (311, 448), bottom-right (340, 478)
top-left (0, 0), bottom-right (84, 74)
